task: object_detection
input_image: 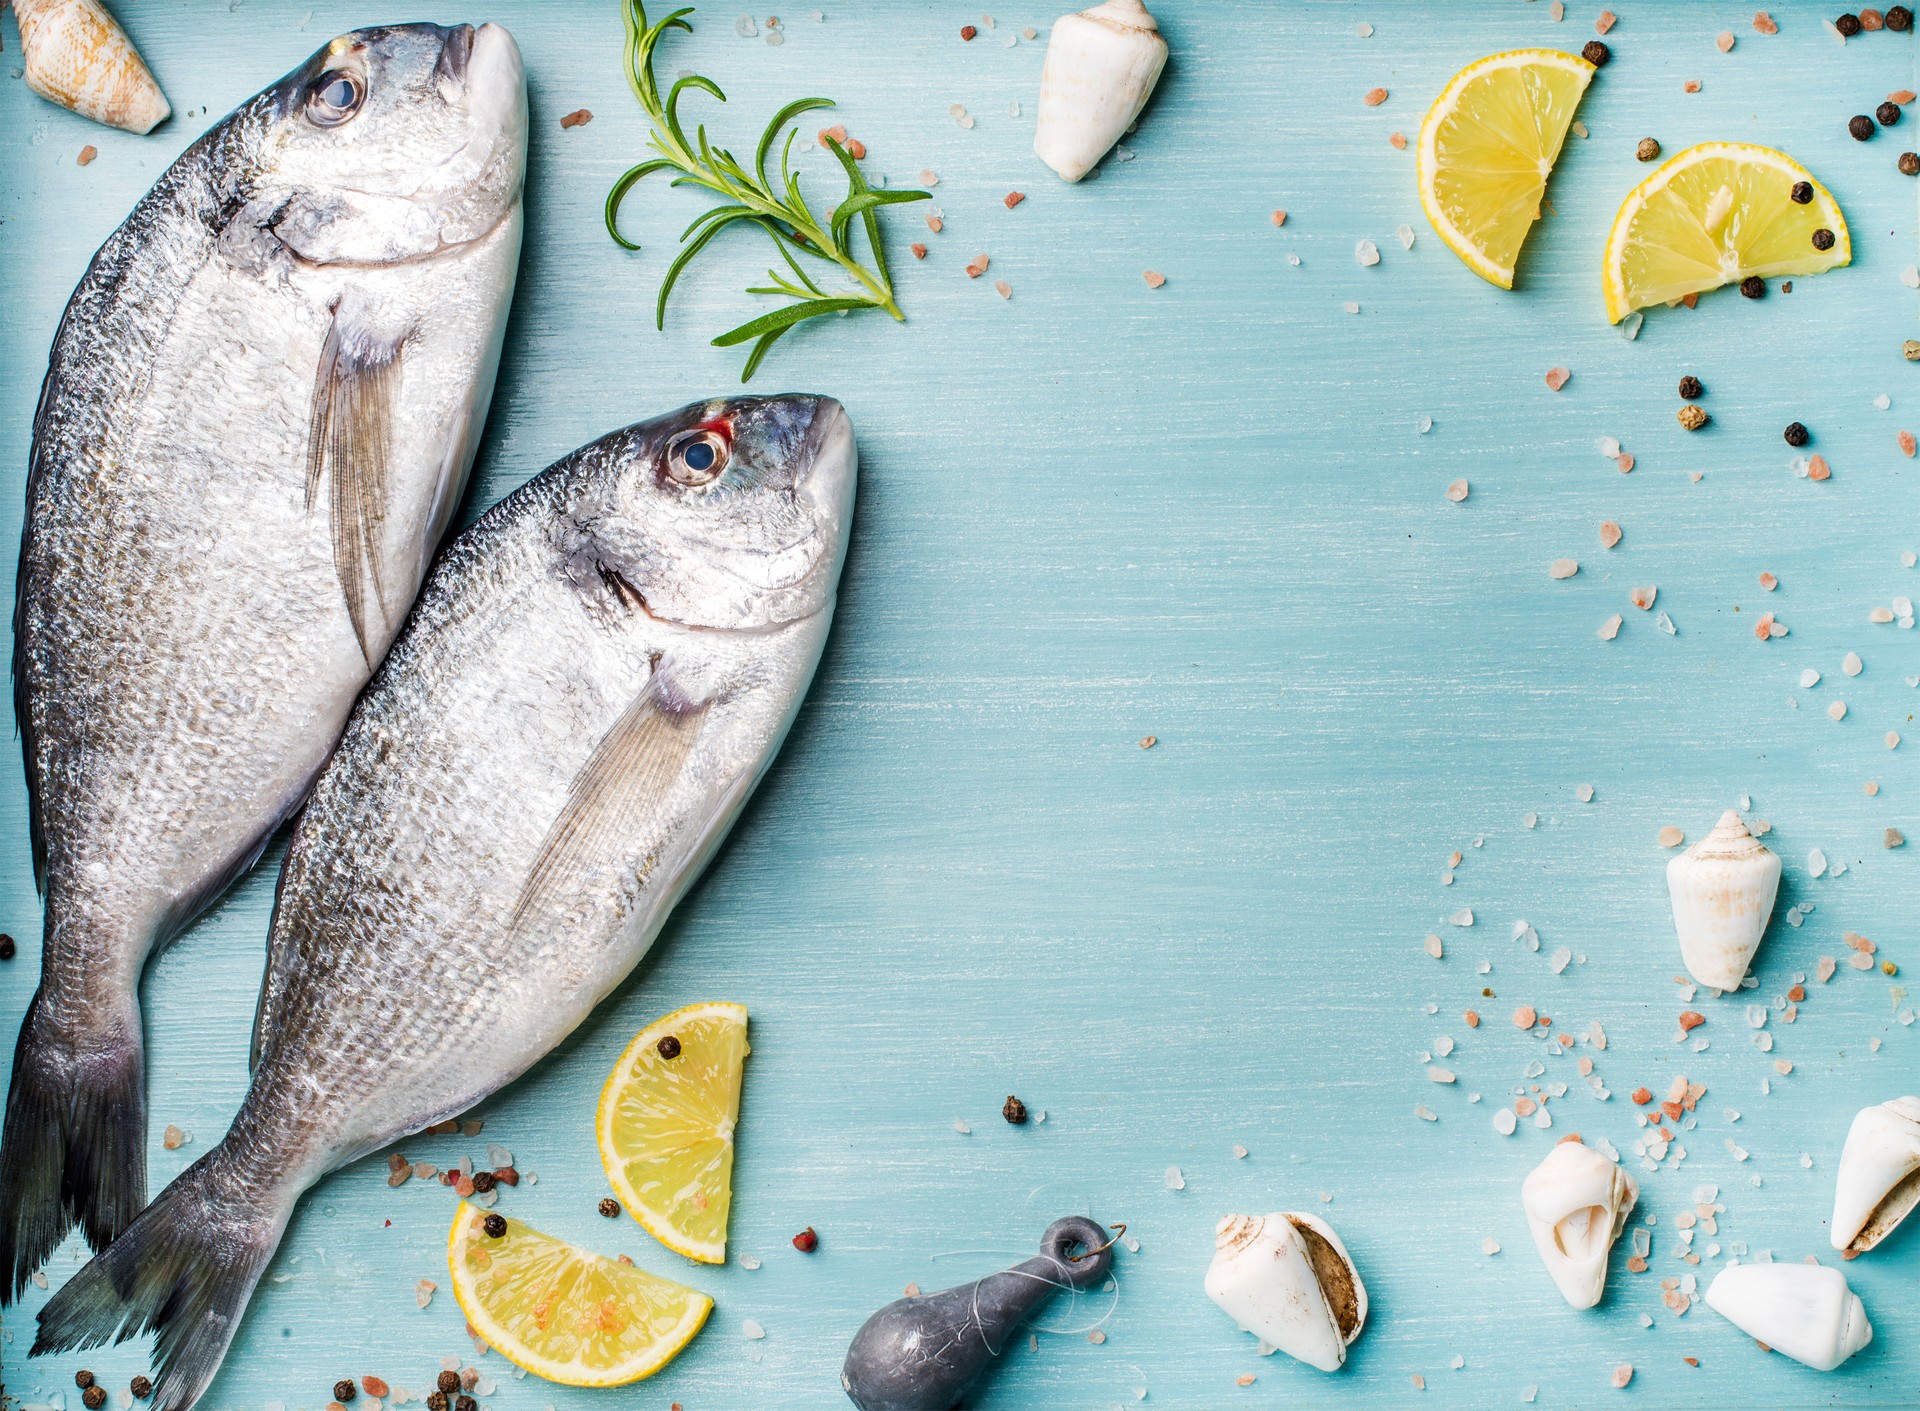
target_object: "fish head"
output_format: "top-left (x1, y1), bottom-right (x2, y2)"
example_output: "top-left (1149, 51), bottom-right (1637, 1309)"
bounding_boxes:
top-left (258, 22), bottom-right (528, 265)
top-left (586, 395), bottom-right (857, 632)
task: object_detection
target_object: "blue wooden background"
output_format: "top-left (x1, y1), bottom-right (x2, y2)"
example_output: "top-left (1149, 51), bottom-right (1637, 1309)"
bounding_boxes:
top-left (5, 2), bottom-right (1920, 1407)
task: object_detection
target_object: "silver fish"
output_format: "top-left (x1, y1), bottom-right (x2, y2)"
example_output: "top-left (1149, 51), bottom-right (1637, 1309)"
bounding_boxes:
top-left (2, 23), bottom-right (526, 1295)
top-left (33, 395), bottom-right (857, 1410)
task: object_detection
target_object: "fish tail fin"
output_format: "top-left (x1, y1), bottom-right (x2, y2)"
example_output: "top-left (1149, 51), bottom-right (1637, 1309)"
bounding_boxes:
top-left (0, 985), bottom-right (146, 1303)
top-left (33, 1143), bottom-right (288, 1411)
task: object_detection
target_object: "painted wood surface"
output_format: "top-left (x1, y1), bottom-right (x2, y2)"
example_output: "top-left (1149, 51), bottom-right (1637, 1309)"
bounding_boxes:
top-left (3, 3), bottom-right (1920, 1408)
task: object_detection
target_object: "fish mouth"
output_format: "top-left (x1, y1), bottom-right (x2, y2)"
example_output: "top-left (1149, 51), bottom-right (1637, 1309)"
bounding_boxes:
top-left (796, 397), bottom-right (856, 537)
top-left (434, 23), bottom-right (476, 85)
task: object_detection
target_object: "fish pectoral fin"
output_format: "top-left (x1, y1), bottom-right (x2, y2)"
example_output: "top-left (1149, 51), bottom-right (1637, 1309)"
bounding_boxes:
top-left (507, 670), bottom-right (712, 941)
top-left (307, 311), bottom-right (407, 666)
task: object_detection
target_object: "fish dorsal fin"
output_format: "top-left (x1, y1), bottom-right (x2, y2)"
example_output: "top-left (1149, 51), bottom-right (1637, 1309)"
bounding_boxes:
top-left (507, 664), bottom-right (710, 944)
top-left (307, 310), bottom-right (404, 665)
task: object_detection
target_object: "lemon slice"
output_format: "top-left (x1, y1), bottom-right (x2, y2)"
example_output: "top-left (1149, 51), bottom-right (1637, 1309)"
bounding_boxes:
top-left (1602, 142), bottom-right (1849, 322)
top-left (446, 1203), bottom-right (711, 1385)
top-left (598, 1000), bottom-right (749, 1264)
top-left (1418, 48), bottom-right (1596, 288)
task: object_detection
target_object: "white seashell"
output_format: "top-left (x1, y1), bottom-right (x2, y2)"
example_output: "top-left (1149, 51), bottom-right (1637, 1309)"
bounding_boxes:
top-left (1032, 0), bottom-right (1168, 182)
top-left (1703, 1262), bottom-right (1872, 1371)
top-left (1521, 1139), bottom-right (1637, 1309)
top-left (1666, 810), bottom-right (1781, 992)
top-left (1204, 1212), bottom-right (1367, 1372)
top-left (1830, 1096), bottom-right (1920, 1253)
top-left (13, 0), bottom-right (170, 134)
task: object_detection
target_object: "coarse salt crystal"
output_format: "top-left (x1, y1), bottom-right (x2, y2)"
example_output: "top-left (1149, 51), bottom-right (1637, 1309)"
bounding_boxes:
top-left (1449, 908), bottom-right (1473, 926)
top-left (1844, 651), bottom-right (1863, 676)
top-left (1414, 1104), bottom-right (1438, 1121)
top-left (743, 1319), bottom-right (766, 1339)
top-left (1446, 478), bottom-right (1469, 502)
top-left (1550, 558), bottom-right (1578, 579)
top-left (1598, 436), bottom-right (1621, 458)
top-left (1599, 614), bottom-right (1622, 640)
top-left (1165, 1165), bottom-right (1185, 1189)
top-left (1494, 1107), bottom-right (1517, 1135)
top-left (1398, 223), bottom-right (1416, 249)
top-left (1356, 239), bottom-right (1380, 266)
top-left (953, 1118), bottom-right (971, 1134)
top-left (1801, 669), bottom-right (1820, 688)
top-left (1829, 700), bottom-right (1847, 720)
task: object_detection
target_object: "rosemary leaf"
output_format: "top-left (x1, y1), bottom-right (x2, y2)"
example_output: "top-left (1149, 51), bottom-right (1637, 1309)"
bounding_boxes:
top-left (608, 0), bottom-right (930, 381)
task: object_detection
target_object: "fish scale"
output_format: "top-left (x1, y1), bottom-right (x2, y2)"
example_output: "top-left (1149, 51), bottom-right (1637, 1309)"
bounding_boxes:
top-left (33, 395), bottom-right (857, 1411)
top-left (1, 21), bottom-right (526, 1304)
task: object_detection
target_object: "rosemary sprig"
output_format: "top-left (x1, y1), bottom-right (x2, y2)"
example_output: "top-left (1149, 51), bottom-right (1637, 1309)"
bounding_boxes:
top-left (606, 1), bottom-right (931, 381)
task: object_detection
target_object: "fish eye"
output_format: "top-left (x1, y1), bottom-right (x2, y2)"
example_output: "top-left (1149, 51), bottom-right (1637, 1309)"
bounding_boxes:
top-left (306, 70), bottom-right (365, 127)
top-left (666, 428), bottom-right (730, 486)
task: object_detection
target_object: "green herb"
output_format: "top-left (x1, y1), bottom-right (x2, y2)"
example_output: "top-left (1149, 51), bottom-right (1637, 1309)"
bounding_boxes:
top-left (606, 2), bottom-right (931, 381)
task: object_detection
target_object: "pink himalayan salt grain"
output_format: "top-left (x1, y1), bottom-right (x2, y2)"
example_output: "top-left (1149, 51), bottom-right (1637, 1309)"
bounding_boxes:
top-left (1600, 520), bottom-right (1622, 548)
top-left (1809, 454), bottom-right (1832, 481)
top-left (1446, 479), bottom-right (1469, 503)
top-left (1685, 79), bottom-right (1703, 93)
top-left (1143, 270), bottom-right (1166, 288)
top-left (1363, 87), bottom-right (1388, 106)
top-left (1597, 9), bottom-right (1617, 32)
top-left (1598, 614), bottom-right (1622, 640)
top-left (1630, 585), bottom-right (1657, 611)
top-left (1759, 571), bottom-right (1777, 590)
top-left (1617, 452), bottom-right (1634, 473)
top-left (1717, 31), bottom-right (1736, 50)
top-left (1899, 430), bottom-right (1916, 457)
top-left (1753, 10), bottom-right (1778, 33)
top-left (1613, 1364), bottom-right (1634, 1389)
top-left (1659, 826), bottom-right (1686, 848)
top-left (1544, 366), bottom-right (1571, 391)
top-left (1271, 209), bottom-right (1288, 226)
top-left (1389, 131), bottom-right (1407, 149)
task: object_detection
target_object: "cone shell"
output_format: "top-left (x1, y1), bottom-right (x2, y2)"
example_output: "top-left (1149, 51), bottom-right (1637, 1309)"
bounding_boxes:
top-left (1032, 0), bottom-right (1168, 182)
top-left (1204, 1212), bottom-right (1367, 1372)
top-left (1830, 1096), bottom-right (1920, 1254)
top-left (14, 0), bottom-right (170, 134)
top-left (1666, 809), bottom-right (1781, 992)
top-left (1704, 1262), bottom-right (1872, 1372)
top-left (1521, 1139), bottom-right (1637, 1309)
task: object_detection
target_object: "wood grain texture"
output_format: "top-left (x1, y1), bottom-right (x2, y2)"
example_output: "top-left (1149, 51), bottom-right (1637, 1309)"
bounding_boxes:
top-left (3, 2), bottom-right (1920, 1407)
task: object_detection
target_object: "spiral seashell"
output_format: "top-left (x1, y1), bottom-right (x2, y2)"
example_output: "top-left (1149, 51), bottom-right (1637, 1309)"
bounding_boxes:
top-left (1204, 1211), bottom-right (1367, 1372)
top-left (1032, 0), bottom-right (1167, 182)
top-left (1830, 1096), bottom-right (1920, 1254)
top-left (1704, 1262), bottom-right (1872, 1371)
top-left (1521, 1138), bottom-right (1637, 1309)
top-left (14, 0), bottom-right (170, 135)
top-left (1666, 809), bottom-right (1781, 992)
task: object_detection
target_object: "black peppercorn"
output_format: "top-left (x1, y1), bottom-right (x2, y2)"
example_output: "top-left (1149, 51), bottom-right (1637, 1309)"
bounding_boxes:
top-left (130, 1378), bottom-right (152, 1401)
top-left (1002, 1094), bottom-right (1028, 1124)
top-left (598, 1196), bottom-right (620, 1217)
top-left (426, 1395), bottom-right (449, 1411)
top-left (1740, 275), bottom-right (1765, 298)
top-left (334, 1381), bottom-right (357, 1403)
top-left (1851, 114), bottom-right (1877, 140)
top-left (1891, 4), bottom-right (1914, 28)
top-left (76, 1372), bottom-right (96, 1390)
top-left (1678, 375), bottom-right (1703, 400)
top-left (1789, 180), bottom-right (1814, 203)
top-left (1880, 101), bottom-right (1904, 127)
top-left (1837, 12), bottom-right (1864, 35)
top-left (1812, 227), bottom-right (1837, 251)
top-left (456, 1396), bottom-right (478, 1411)
top-left (1785, 422), bottom-right (1810, 447)
top-left (470, 1169), bottom-right (496, 1193)
top-left (0, 935), bottom-right (14, 961)
top-left (656, 1034), bottom-right (681, 1060)
top-left (483, 1212), bottom-right (507, 1238)
top-left (1581, 39), bottom-right (1611, 65)
top-left (82, 1387), bottom-right (106, 1411)
top-left (438, 1371), bottom-right (462, 1395)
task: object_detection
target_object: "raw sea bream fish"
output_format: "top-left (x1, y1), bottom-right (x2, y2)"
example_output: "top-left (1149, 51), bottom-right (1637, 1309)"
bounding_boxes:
top-left (33, 395), bottom-right (858, 1411)
top-left (2, 21), bottom-right (527, 1296)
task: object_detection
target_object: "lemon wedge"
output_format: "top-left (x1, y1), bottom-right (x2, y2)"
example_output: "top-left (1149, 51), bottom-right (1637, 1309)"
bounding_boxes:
top-left (446, 1203), bottom-right (711, 1385)
top-left (1418, 48), bottom-right (1597, 288)
top-left (1602, 142), bottom-right (1849, 322)
top-left (597, 1000), bottom-right (749, 1264)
